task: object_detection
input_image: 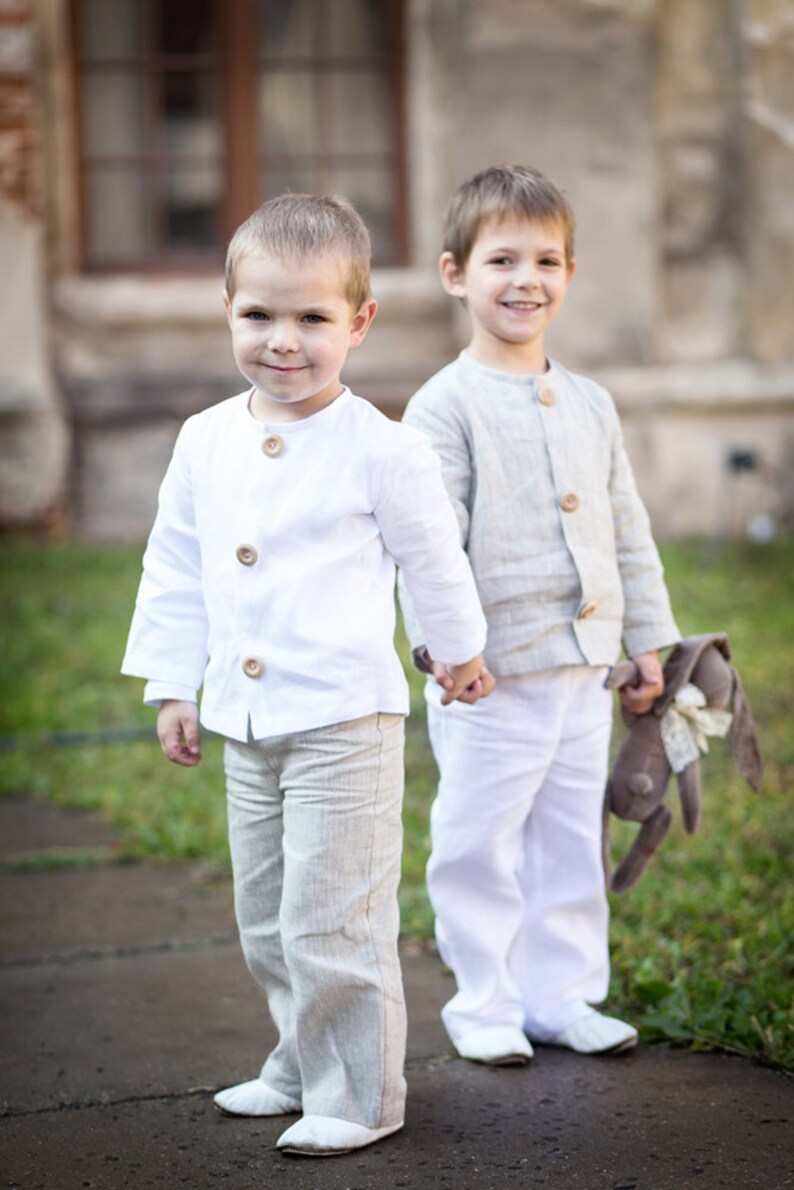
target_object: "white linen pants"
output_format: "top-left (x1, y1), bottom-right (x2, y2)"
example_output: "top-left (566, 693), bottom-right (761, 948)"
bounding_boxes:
top-left (425, 666), bottom-right (612, 1043)
top-left (223, 712), bottom-right (406, 1128)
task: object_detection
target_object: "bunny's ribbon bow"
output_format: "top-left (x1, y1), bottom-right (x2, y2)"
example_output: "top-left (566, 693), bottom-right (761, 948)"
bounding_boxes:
top-left (659, 683), bottom-right (733, 773)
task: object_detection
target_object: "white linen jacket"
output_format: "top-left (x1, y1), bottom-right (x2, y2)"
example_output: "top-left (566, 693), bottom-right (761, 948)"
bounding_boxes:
top-left (122, 388), bottom-right (486, 742)
top-left (400, 352), bottom-right (679, 676)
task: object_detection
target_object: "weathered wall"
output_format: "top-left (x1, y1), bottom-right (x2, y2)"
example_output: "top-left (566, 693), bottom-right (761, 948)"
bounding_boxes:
top-left (409, 0), bottom-right (794, 537)
top-left (417, 0), bottom-right (660, 369)
top-left (742, 0), bottom-right (794, 363)
top-left (655, 0), bottom-right (744, 362)
top-left (0, 0), bottom-right (69, 529)
top-left (599, 360), bottom-right (794, 538)
top-left (416, 0), bottom-right (794, 371)
top-left (3, 0), bottom-right (792, 540)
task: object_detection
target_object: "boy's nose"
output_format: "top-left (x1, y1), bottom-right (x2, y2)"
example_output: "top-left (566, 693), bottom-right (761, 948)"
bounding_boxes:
top-left (267, 323), bottom-right (299, 353)
top-left (514, 264), bottom-right (541, 290)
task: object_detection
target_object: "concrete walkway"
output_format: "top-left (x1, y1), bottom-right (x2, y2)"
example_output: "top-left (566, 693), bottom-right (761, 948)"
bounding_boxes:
top-left (0, 796), bottom-right (791, 1190)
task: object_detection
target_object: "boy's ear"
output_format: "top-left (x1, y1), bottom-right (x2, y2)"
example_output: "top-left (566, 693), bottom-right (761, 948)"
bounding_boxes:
top-left (349, 298), bottom-right (377, 347)
top-left (439, 251), bottom-right (467, 298)
top-left (222, 289), bottom-right (232, 323)
top-left (566, 257), bottom-right (577, 283)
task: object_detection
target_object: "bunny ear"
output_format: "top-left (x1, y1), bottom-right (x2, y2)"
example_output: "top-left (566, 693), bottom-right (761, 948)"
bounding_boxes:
top-left (655, 633), bottom-right (731, 716)
top-left (677, 763), bottom-right (702, 834)
top-left (730, 669), bottom-right (764, 791)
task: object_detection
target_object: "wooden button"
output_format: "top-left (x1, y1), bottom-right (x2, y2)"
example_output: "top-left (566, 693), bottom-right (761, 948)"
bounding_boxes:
top-left (242, 655), bottom-right (265, 678)
top-left (560, 492), bottom-right (580, 512)
top-left (262, 434), bottom-right (284, 458)
top-left (236, 544), bottom-right (258, 566)
top-left (577, 601), bottom-right (597, 620)
top-left (538, 386), bottom-right (556, 407)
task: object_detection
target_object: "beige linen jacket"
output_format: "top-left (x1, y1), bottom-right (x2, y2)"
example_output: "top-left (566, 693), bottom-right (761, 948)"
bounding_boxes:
top-left (400, 352), bottom-right (679, 676)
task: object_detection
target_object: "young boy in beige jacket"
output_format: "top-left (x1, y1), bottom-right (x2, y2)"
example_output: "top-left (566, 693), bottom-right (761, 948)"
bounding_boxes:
top-left (400, 165), bottom-right (679, 1065)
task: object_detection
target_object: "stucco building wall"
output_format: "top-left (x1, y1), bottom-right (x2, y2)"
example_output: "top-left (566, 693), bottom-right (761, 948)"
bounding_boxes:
top-left (3, 0), bottom-right (793, 540)
top-left (0, 0), bottom-right (69, 530)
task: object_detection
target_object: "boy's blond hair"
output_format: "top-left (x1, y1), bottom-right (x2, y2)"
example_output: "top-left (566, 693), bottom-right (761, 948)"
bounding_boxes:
top-left (442, 165), bottom-right (575, 266)
top-left (225, 193), bottom-right (372, 308)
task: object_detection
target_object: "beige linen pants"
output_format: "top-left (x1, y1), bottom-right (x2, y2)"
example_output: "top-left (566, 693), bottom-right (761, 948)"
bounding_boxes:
top-left (223, 712), bottom-right (407, 1128)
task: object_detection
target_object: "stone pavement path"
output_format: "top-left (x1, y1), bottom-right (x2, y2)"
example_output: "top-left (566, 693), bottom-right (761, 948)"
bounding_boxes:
top-left (0, 797), bottom-right (791, 1190)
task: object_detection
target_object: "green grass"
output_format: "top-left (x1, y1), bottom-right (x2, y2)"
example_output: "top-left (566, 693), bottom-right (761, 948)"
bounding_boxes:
top-left (1, 537), bottom-right (792, 1068)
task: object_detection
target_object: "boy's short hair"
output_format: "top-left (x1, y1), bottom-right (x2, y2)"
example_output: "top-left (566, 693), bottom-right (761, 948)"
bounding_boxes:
top-left (442, 165), bottom-right (575, 266)
top-left (225, 193), bottom-right (372, 308)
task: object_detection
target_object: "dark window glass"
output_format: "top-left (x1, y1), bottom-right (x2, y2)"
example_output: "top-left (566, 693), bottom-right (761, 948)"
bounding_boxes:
top-left (74, 0), bottom-right (406, 271)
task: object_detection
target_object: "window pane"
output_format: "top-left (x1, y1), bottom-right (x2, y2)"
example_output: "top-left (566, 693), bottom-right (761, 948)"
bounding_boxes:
top-left (258, 0), bottom-right (314, 57)
top-left (159, 0), bottom-right (213, 55)
top-left (83, 73), bottom-right (144, 156)
top-left (333, 168), bottom-right (395, 259)
top-left (76, 1), bottom-right (404, 267)
top-left (80, 0), bottom-right (142, 60)
top-left (328, 0), bottom-right (384, 57)
top-left (163, 72), bottom-right (219, 157)
top-left (259, 70), bottom-right (318, 155)
top-left (162, 166), bottom-right (220, 250)
top-left (263, 165), bottom-right (318, 198)
top-left (87, 168), bottom-right (147, 259)
top-left (327, 70), bottom-right (387, 154)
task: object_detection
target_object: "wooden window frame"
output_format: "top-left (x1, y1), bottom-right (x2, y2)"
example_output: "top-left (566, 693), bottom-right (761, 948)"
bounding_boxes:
top-left (70, 0), bottom-right (407, 274)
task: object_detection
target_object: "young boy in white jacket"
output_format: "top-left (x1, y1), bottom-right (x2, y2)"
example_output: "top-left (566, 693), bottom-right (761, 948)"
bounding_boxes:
top-left (122, 194), bottom-right (491, 1156)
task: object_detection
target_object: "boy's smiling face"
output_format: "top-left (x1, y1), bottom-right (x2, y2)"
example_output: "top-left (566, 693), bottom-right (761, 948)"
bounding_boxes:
top-left (440, 214), bottom-right (575, 374)
top-left (224, 250), bottom-right (376, 422)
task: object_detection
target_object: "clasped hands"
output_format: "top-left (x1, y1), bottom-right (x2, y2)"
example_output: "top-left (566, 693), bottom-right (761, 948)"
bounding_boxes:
top-left (428, 652), bottom-right (495, 706)
top-left (157, 652), bottom-right (494, 767)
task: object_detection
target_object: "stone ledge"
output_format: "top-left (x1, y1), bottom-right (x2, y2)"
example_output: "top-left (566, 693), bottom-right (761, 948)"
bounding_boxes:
top-left (593, 360), bottom-right (794, 413)
top-left (60, 375), bottom-right (238, 425)
top-left (58, 359), bottom-right (794, 433)
top-left (53, 268), bottom-right (446, 327)
top-left (58, 364), bottom-right (449, 425)
top-left (0, 382), bottom-right (59, 416)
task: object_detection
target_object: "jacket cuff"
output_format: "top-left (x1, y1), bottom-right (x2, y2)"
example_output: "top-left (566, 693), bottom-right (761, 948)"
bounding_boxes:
top-left (143, 680), bottom-right (198, 707)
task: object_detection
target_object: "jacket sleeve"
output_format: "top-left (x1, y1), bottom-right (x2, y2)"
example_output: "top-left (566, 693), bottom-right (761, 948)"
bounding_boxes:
top-left (379, 429), bottom-right (485, 666)
top-left (401, 394), bottom-right (472, 546)
top-left (121, 423), bottom-right (210, 695)
top-left (397, 394), bottom-right (474, 658)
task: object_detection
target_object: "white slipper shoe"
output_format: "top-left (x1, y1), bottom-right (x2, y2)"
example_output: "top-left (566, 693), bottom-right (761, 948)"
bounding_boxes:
top-left (550, 1012), bottom-right (638, 1054)
top-left (213, 1078), bottom-right (301, 1117)
top-left (276, 1115), bottom-right (403, 1156)
top-left (453, 1024), bottom-right (533, 1065)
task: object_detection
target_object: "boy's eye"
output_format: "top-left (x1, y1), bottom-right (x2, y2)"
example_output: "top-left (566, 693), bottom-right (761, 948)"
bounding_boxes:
top-left (244, 310), bottom-right (269, 321)
top-left (302, 314), bottom-right (326, 325)
top-left (489, 256), bottom-right (511, 266)
top-left (540, 257), bottom-right (563, 268)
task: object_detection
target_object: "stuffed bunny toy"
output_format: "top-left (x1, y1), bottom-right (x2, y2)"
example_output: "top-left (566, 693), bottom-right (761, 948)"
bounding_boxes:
top-left (603, 633), bottom-right (763, 892)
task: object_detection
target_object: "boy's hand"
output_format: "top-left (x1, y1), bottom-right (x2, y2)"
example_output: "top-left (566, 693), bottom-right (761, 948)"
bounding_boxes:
top-left (157, 700), bottom-right (202, 766)
top-left (619, 650), bottom-right (664, 716)
top-left (433, 654), bottom-right (496, 705)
